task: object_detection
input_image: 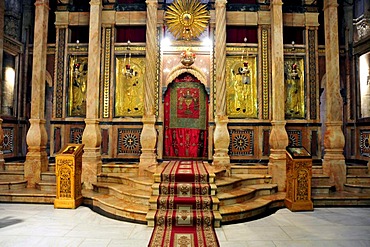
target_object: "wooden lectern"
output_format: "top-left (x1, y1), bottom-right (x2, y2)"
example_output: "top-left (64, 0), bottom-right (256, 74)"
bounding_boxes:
top-left (54, 144), bottom-right (84, 209)
top-left (285, 146), bottom-right (314, 211)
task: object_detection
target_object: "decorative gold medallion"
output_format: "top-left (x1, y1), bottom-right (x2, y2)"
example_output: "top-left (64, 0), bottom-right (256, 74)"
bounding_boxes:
top-left (165, 0), bottom-right (210, 40)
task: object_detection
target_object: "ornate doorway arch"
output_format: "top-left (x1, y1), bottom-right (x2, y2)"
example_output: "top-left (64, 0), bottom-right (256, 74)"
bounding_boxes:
top-left (163, 73), bottom-right (208, 159)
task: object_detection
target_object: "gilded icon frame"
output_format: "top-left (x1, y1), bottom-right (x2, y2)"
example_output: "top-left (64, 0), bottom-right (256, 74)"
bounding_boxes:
top-left (115, 56), bottom-right (145, 117)
top-left (226, 56), bottom-right (258, 118)
top-left (68, 55), bottom-right (88, 117)
top-left (284, 57), bottom-right (305, 119)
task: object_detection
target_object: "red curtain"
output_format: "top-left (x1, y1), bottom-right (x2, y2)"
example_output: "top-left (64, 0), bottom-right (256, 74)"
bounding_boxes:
top-left (164, 74), bottom-right (208, 159)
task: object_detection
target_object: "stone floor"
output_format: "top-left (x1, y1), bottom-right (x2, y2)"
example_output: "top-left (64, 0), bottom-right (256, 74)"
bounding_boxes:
top-left (0, 203), bottom-right (369, 247)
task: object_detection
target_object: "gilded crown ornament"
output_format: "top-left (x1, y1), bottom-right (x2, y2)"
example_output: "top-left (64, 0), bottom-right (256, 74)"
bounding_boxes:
top-left (180, 48), bottom-right (196, 66)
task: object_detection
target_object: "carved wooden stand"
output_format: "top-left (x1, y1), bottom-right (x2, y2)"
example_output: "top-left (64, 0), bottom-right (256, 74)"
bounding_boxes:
top-left (285, 146), bottom-right (314, 211)
top-left (54, 144), bottom-right (84, 209)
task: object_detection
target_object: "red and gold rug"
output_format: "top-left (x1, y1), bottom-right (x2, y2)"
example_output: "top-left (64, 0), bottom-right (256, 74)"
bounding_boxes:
top-left (148, 160), bottom-right (219, 247)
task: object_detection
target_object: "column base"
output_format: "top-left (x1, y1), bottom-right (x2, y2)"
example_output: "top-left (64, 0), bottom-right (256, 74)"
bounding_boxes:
top-left (139, 115), bottom-right (157, 176)
top-left (213, 149), bottom-right (231, 175)
top-left (24, 149), bottom-right (48, 188)
top-left (139, 149), bottom-right (158, 176)
top-left (322, 157), bottom-right (346, 191)
top-left (268, 158), bottom-right (286, 192)
top-left (82, 148), bottom-right (102, 190)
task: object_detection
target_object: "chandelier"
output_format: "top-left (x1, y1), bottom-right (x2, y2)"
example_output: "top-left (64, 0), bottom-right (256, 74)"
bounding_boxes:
top-left (239, 37), bottom-right (251, 84)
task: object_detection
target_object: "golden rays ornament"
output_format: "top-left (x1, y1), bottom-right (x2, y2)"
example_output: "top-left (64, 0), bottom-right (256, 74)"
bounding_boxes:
top-left (165, 0), bottom-right (210, 40)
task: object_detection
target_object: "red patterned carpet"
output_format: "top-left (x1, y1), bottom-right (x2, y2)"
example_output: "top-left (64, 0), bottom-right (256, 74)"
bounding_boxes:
top-left (148, 160), bottom-right (219, 247)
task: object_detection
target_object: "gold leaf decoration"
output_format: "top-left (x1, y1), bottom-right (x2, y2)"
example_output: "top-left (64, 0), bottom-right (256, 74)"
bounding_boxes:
top-left (165, 0), bottom-right (210, 40)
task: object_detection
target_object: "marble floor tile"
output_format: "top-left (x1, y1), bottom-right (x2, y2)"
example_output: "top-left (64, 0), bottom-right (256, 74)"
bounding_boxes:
top-left (0, 203), bottom-right (369, 247)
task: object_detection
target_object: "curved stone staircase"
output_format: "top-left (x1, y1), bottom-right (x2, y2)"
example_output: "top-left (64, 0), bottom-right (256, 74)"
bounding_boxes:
top-left (216, 164), bottom-right (285, 223)
top-left (83, 163), bottom-right (153, 223)
top-left (1, 160), bottom-right (369, 224)
top-left (312, 163), bottom-right (370, 206)
top-left (344, 165), bottom-right (370, 194)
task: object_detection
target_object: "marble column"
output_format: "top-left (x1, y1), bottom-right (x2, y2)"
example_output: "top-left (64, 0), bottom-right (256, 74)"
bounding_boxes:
top-left (213, 0), bottom-right (230, 174)
top-left (81, 0), bottom-right (102, 189)
top-left (322, 0), bottom-right (346, 191)
top-left (139, 0), bottom-right (158, 174)
top-left (24, 0), bottom-right (49, 188)
top-left (268, 0), bottom-right (289, 192)
top-left (0, 0), bottom-right (4, 170)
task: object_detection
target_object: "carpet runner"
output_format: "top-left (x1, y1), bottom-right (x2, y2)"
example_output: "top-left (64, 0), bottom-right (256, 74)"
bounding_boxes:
top-left (148, 160), bottom-right (219, 247)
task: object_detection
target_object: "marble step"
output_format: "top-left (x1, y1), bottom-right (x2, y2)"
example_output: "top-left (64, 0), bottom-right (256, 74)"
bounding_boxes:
top-left (92, 182), bottom-right (151, 206)
top-left (312, 165), bottom-right (324, 174)
top-left (0, 187), bottom-right (55, 203)
top-left (3, 162), bottom-right (24, 171)
top-left (346, 175), bottom-right (370, 184)
top-left (101, 163), bottom-right (139, 174)
top-left (151, 182), bottom-right (216, 196)
top-left (41, 172), bottom-right (56, 182)
top-left (312, 191), bottom-right (370, 206)
top-left (311, 185), bottom-right (335, 194)
top-left (146, 208), bottom-right (222, 228)
top-left (215, 174), bottom-right (272, 193)
top-left (36, 182), bottom-right (56, 192)
top-left (152, 162), bottom-right (170, 183)
top-left (219, 192), bottom-right (286, 223)
top-left (153, 162), bottom-right (216, 184)
top-left (311, 174), bottom-right (332, 186)
top-left (98, 173), bottom-right (153, 191)
top-left (217, 183), bottom-right (278, 206)
top-left (0, 179), bottom-right (27, 191)
top-left (0, 171), bottom-right (24, 180)
top-left (347, 166), bottom-right (368, 175)
top-left (344, 183), bottom-right (370, 194)
top-left (148, 195), bottom-right (220, 211)
top-left (48, 163), bottom-right (56, 172)
top-left (230, 165), bottom-right (268, 175)
top-left (83, 189), bottom-right (148, 224)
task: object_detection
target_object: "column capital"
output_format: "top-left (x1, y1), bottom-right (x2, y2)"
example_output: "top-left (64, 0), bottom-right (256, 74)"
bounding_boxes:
top-left (55, 25), bottom-right (68, 29)
top-left (215, 0), bottom-right (227, 7)
top-left (34, 0), bottom-right (49, 7)
top-left (146, 0), bottom-right (158, 6)
top-left (270, 0), bottom-right (283, 6)
top-left (90, 0), bottom-right (102, 6)
top-left (323, 0), bottom-right (339, 10)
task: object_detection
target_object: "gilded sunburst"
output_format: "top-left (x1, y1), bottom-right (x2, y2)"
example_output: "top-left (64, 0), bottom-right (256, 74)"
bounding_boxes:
top-left (165, 0), bottom-right (210, 40)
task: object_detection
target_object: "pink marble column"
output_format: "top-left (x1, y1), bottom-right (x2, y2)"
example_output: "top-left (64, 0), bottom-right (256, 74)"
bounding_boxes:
top-left (322, 0), bottom-right (346, 191)
top-left (0, 0), bottom-right (4, 169)
top-left (139, 0), bottom-right (158, 174)
top-left (24, 0), bottom-right (49, 188)
top-left (81, 0), bottom-right (102, 189)
top-left (213, 0), bottom-right (230, 173)
top-left (268, 0), bottom-right (289, 192)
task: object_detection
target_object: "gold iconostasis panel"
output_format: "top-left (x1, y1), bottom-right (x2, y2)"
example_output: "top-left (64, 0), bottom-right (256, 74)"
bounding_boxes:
top-left (226, 56), bottom-right (258, 118)
top-left (115, 56), bottom-right (145, 117)
top-left (284, 57), bottom-right (305, 119)
top-left (68, 56), bottom-right (88, 117)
